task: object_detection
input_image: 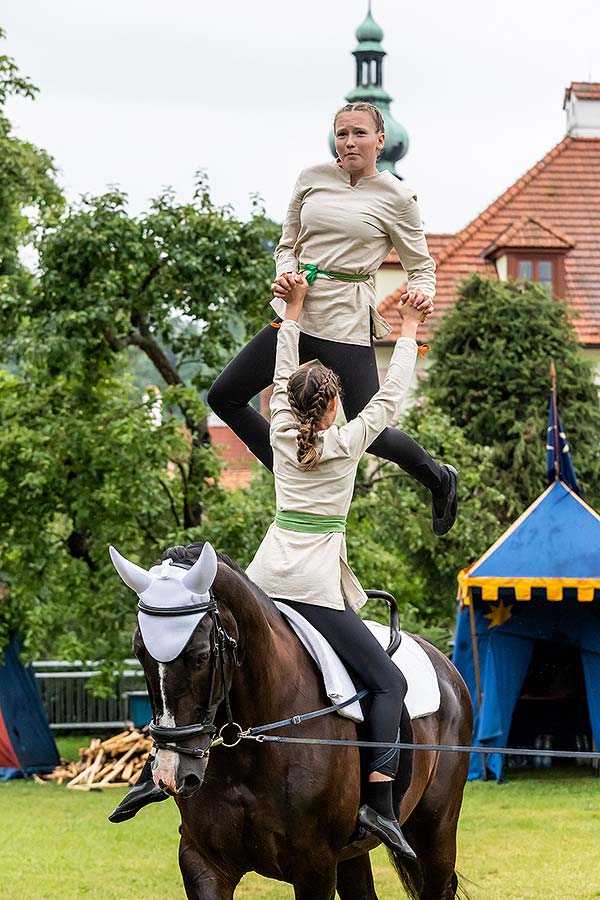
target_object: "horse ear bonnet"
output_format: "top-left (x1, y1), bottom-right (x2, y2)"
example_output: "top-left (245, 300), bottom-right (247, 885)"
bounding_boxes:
top-left (109, 543), bottom-right (218, 663)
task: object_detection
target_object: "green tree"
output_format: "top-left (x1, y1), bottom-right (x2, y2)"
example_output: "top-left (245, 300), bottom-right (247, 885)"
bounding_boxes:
top-left (0, 36), bottom-right (280, 673)
top-left (424, 275), bottom-right (600, 514)
top-left (0, 29), bottom-right (62, 305)
top-left (12, 184), bottom-right (279, 527)
top-left (0, 361), bottom-right (193, 682)
top-left (351, 402), bottom-right (506, 639)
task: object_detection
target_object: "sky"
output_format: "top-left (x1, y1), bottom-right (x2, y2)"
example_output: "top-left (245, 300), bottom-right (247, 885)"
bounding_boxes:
top-left (2, 0), bottom-right (599, 234)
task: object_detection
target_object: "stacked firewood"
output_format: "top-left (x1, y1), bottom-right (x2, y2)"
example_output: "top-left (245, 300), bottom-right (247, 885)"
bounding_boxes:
top-left (41, 727), bottom-right (151, 790)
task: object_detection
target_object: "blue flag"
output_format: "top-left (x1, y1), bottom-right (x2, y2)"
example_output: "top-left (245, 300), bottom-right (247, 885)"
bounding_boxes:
top-left (546, 394), bottom-right (582, 496)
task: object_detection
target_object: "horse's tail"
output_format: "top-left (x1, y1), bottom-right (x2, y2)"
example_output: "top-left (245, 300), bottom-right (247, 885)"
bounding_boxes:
top-left (453, 869), bottom-right (475, 899)
top-left (386, 849), bottom-right (423, 900)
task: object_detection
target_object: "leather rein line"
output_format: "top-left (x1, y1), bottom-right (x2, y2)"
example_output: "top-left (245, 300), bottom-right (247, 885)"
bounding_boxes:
top-left (143, 584), bottom-right (600, 762)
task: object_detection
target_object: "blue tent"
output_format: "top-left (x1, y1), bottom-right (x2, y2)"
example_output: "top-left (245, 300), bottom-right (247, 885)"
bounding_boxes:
top-left (452, 480), bottom-right (600, 780)
top-left (0, 637), bottom-right (59, 780)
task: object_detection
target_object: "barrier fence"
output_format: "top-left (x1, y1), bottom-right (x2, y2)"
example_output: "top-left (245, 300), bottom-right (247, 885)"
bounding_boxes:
top-left (33, 660), bottom-right (146, 731)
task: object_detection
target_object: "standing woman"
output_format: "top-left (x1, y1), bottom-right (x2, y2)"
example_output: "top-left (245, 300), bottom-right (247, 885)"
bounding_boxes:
top-left (246, 275), bottom-right (423, 857)
top-left (208, 101), bottom-right (457, 533)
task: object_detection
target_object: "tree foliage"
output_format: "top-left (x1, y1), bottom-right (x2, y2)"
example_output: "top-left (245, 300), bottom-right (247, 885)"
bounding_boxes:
top-left (0, 29), bottom-right (63, 299)
top-left (424, 275), bottom-right (600, 514)
top-left (350, 402), bottom-right (506, 638)
top-left (0, 37), bottom-right (280, 675)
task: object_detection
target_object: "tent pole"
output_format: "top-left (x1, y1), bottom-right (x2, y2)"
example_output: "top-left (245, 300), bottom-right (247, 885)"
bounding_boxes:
top-left (467, 597), bottom-right (487, 780)
top-left (550, 360), bottom-right (559, 481)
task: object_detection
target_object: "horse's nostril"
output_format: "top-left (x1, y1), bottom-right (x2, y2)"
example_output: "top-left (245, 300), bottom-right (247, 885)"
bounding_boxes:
top-left (182, 773), bottom-right (201, 795)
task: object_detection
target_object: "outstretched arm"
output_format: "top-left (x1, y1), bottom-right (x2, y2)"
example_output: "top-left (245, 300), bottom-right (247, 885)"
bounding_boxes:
top-left (269, 278), bottom-right (309, 428)
top-left (340, 301), bottom-right (421, 456)
top-left (389, 195), bottom-right (436, 302)
top-left (272, 170), bottom-right (306, 300)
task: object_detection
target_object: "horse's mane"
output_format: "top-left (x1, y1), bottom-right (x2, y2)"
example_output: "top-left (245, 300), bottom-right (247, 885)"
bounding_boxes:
top-left (160, 542), bottom-right (280, 621)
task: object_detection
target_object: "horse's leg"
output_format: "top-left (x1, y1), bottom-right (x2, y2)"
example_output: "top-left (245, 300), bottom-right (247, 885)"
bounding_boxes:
top-left (336, 854), bottom-right (379, 900)
top-left (178, 840), bottom-right (240, 900)
top-left (403, 774), bottom-right (465, 900)
top-left (292, 866), bottom-right (337, 900)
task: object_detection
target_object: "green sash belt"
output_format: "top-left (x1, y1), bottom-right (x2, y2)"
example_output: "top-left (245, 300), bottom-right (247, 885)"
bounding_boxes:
top-left (274, 510), bottom-right (347, 533)
top-left (299, 263), bottom-right (370, 285)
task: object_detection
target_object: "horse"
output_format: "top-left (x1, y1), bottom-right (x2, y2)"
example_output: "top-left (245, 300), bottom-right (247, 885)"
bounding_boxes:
top-left (112, 541), bottom-right (473, 900)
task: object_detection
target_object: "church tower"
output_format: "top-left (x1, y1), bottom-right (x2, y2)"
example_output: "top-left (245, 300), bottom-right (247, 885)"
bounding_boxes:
top-left (329, 2), bottom-right (409, 178)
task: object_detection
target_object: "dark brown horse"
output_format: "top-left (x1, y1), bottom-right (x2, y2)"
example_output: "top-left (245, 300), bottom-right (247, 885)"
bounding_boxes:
top-left (127, 544), bottom-right (472, 900)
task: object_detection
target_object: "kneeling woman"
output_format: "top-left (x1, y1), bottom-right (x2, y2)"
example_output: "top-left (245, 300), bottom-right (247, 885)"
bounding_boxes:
top-left (245, 276), bottom-right (427, 859)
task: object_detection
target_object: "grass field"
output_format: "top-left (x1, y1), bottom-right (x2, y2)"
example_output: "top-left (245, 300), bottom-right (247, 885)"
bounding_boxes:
top-left (2, 743), bottom-right (600, 900)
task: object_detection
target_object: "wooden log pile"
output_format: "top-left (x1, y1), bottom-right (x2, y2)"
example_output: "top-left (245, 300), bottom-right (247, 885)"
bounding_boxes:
top-left (41, 727), bottom-right (152, 790)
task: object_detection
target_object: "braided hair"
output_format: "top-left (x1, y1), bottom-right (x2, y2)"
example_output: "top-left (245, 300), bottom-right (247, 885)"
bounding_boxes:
top-left (287, 361), bottom-right (341, 470)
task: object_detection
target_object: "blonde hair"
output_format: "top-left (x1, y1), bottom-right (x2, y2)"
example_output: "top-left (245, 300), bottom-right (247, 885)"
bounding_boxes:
top-left (333, 102), bottom-right (385, 135)
top-left (287, 362), bottom-right (341, 470)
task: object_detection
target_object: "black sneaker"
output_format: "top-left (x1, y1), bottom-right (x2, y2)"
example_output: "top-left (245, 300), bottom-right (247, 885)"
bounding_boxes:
top-left (432, 464), bottom-right (458, 535)
top-left (357, 805), bottom-right (417, 861)
top-left (108, 780), bottom-right (169, 823)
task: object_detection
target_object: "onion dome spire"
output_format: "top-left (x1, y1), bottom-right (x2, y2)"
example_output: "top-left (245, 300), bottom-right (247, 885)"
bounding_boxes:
top-left (329, 2), bottom-right (409, 178)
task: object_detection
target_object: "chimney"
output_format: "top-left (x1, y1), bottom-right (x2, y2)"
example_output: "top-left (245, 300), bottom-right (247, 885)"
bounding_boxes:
top-left (564, 82), bottom-right (600, 137)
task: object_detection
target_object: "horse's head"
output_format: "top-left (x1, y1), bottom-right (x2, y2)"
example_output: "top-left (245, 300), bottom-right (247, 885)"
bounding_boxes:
top-left (109, 541), bottom-right (240, 797)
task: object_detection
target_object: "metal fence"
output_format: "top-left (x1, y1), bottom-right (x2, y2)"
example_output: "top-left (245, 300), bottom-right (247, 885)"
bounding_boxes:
top-left (33, 660), bottom-right (147, 731)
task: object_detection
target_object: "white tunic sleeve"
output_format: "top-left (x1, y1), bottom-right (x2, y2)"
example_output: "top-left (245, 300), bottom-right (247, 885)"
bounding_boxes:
top-left (269, 320), bottom-right (300, 431)
top-left (339, 336), bottom-right (418, 457)
top-left (388, 196), bottom-right (436, 299)
top-left (275, 171), bottom-right (306, 277)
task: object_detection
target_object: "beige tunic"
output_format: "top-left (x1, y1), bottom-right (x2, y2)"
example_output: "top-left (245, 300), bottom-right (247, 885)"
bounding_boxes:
top-left (245, 320), bottom-right (418, 610)
top-left (271, 161), bottom-right (436, 347)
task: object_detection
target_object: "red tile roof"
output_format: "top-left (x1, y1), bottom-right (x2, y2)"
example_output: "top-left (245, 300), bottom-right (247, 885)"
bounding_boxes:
top-left (379, 137), bottom-right (600, 345)
top-left (483, 216), bottom-right (574, 255)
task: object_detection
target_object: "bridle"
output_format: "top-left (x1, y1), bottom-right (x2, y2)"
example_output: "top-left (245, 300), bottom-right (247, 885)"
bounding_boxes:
top-left (145, 572), bottom-right (241, 759)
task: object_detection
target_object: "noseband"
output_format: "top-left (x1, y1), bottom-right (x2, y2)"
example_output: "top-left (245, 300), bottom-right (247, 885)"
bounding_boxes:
top-left (144, 574), bottom-right (239, 759)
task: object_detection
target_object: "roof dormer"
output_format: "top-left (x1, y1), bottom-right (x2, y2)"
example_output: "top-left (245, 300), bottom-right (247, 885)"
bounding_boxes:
top-left (483, 217), bottom-right (574, 298)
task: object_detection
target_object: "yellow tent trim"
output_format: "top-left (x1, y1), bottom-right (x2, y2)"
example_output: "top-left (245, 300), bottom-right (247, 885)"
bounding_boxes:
top-left (458, 575), bottom-right (600, 605)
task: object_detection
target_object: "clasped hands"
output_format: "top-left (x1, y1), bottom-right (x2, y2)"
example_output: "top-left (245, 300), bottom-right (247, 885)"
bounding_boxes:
top-left (398, 288), bottom-right (434, 321)
top-left (271, 273), bottom-right (434, 321)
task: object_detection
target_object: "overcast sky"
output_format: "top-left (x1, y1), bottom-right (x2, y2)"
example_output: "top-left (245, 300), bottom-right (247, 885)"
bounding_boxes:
top-left (3, 0), bottom-right (599, 233)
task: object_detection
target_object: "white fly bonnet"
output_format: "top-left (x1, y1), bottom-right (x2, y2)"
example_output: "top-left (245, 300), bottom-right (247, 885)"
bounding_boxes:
top-left (109, 543), bottom-right (218, 663)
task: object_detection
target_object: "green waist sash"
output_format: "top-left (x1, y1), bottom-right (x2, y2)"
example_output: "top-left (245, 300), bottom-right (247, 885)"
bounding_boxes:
top-left (274, 510), bottom-right (347, 534)
top-left (299, 263), bottom-right (370, 285)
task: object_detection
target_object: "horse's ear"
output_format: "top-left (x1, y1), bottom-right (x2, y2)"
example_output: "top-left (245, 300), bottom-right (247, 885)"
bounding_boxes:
top-left (109, 545), bottom-right (153, 595)
top-left (181, 542), bottom-right (218, 596)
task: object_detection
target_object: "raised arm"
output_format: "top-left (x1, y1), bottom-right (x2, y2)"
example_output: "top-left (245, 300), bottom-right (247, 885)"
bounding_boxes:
top-left (389, 195), bottom-right (436, 301)
top-left (274, 170), bottom-right (306, 279)
top-left (269, 277), bottom-right (308, 430)
top-left (340, 302), bottom-right (421, 456)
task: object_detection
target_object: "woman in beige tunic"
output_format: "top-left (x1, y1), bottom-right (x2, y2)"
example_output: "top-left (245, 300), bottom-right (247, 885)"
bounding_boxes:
top-left (208, 101), bottom-right (457, 535)
top-left (245, 276), bottom-right (424, 859)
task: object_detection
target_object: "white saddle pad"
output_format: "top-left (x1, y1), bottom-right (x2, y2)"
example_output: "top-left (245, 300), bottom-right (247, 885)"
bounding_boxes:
top-left (275, 603), bottom-right (441, 723)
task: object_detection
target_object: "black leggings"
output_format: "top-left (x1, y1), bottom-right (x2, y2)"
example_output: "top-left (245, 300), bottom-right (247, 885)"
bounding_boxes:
top-left (207, 320), bottom-right (443, 492)
top-left (283, 599), bottom-right (407, 778)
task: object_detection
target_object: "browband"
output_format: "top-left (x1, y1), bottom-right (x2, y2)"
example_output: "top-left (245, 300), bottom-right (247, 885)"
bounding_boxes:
top-left (137, 597), bottom-right (217, 617)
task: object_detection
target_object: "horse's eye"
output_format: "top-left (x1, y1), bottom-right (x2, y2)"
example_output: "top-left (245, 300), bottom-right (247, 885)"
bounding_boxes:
top-left (195, 651), bottom-right (211, 667)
